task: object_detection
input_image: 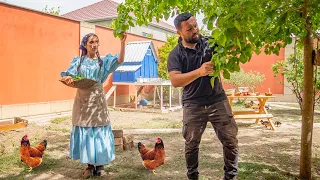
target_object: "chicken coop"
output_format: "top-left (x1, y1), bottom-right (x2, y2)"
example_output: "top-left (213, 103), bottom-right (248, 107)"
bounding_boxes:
top-left (113, 41), bottom-right (158, 82)
top-left (105, 41), bottom-right (182, 113)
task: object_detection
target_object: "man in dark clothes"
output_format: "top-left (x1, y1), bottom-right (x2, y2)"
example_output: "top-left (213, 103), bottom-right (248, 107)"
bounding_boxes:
top-left (167, 12), bottom-right (239, 180)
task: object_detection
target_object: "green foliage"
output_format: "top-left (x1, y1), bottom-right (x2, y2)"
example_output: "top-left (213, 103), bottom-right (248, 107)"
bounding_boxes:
top-left (113, 0), bottom-right (320, 89)
top-left (223, 69), bottom-right (247, 90)
top-left (109, 21), bottom-right (116, 29)
top-left (113, 4), bottom-right (320, 170)
top-left (72, 75), bottom-right (85, 81)
top-left (157, 34), bottom-right (179, 99)
top-left (50, 116), bottom-right (69, 124)
top-left (223, 68), bottom-right (265, 92)
top-left (199, 26), bottom-right (211, 36)
top-left (45, 126), bottom-right (70, 133)
top-left (158, 34), bottom-right (179, 80)
top-left (145, 33), bottom-right (153, 38)
top-left (0, 147), bottom-right (21, 174)
top-left (42, 5), bottom-right (60, 15)
top-left (272, 46), bottom-right (320, 109)
top-left (246, 71), bottom-right (266, 92)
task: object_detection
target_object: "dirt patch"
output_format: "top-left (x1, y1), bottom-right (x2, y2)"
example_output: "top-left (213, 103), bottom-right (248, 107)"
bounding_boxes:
top-left (0, 109), bottom-right (319, 179)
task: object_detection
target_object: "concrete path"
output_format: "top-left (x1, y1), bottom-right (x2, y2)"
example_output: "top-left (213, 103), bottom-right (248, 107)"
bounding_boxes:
top-left (26, 111), bottom-right (72, 126)
top-left (6, 102), bottom-right (319, 129)
top-left (268, 103), bottom-right (320, 113)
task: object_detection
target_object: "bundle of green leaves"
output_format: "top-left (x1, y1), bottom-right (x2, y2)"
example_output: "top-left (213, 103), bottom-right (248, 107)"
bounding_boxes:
top-left (72, 75), bottom-right (85, 81)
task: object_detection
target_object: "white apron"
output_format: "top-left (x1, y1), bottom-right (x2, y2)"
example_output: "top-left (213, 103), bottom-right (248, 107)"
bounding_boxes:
top-left (72, 83), bottom-right (110, 127)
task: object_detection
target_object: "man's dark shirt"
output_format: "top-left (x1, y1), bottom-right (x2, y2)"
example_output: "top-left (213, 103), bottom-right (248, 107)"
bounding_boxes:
top-left (167, 36), bottom-right (226, 106)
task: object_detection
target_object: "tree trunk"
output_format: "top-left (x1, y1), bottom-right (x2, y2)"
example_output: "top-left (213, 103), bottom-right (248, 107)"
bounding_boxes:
top-left (300, 1), bottom-right (315, 178)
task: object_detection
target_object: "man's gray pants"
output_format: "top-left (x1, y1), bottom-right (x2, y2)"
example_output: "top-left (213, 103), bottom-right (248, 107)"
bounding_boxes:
top-left (182, 99), bottom-right (239, 180)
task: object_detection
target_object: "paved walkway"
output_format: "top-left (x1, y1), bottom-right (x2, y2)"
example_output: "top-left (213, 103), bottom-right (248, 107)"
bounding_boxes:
top-left (269, 103), bottom-right (320, 114)
top-left (4, 103), bottom-right (319, 129)
top-left (19, 111), bottom-right (72, 126)
top-left (123, 128), bottom-right (181, 134)
top-left (123, 128), bottom-right (216, 134)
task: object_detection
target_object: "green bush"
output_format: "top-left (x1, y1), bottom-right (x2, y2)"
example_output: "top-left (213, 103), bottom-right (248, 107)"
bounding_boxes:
top-left (158, 34), bottom-right (179, 80)
top-left (272, 47), bottom-right (320, 110)
top-left (223, 68), bottom-right (266, 92)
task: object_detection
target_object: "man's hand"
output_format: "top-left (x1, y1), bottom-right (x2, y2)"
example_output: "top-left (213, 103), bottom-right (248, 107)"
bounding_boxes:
top-left (169, 62), bottom-right (214, 87)
top-left (198, 61), bottom-right (214, 76)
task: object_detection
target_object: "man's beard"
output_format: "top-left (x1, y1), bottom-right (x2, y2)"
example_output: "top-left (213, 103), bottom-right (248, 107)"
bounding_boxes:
top-left (185, 35), bottom-right (200, 44)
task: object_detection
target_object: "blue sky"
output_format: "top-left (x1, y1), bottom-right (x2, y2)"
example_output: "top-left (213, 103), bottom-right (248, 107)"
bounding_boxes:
top-left (3, 0), bottom-right (120, 15)
top-left (2, 0), bottom-right (204, 27)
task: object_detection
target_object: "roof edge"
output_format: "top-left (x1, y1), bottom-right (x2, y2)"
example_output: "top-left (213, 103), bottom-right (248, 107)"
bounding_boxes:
top-left (61, 0), bottom-right (108, 16)
top-left (127, 40), bottom-right (152, 44)
top-left (86, 16), bottom-right (176, 33)
top-left (149, 41), bottom-right (160, 62)
top-left (0, 2), bottom-right (80, 23)
top-left (124, 40), bottom-right (159, 63)
top-left (95, 24), bottom-right (166, 43)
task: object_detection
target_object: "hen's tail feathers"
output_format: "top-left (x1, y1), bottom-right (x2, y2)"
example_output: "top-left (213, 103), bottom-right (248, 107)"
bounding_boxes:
top-left (138, 142), bottom-right (142, 150)
top-left (43, 140), bottom-right (47, 149)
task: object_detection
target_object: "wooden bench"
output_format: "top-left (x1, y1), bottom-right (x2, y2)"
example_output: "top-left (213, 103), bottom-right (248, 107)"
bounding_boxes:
top-left (233, 114), bottom-right (275, 130)
top-left (0, 122), bottom-right (28, 131)
top-left (232, 110), bottom-right (258, 115)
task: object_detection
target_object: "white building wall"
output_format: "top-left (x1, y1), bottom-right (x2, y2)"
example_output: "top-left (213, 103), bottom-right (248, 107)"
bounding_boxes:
top-left (91, 20), bottom-right (175, 41)
top-left (273, 38), bottom-right (298, 102)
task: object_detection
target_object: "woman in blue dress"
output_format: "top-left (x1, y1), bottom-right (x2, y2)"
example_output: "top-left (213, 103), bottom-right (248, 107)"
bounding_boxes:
top-left (61, 32), bottom-right (127, 178)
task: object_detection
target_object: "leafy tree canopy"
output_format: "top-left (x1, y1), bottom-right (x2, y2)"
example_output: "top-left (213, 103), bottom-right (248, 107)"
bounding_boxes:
top-left (113, 0), bottom-right (320, 81)
top-left (42, 5), bottom-right (60, 15)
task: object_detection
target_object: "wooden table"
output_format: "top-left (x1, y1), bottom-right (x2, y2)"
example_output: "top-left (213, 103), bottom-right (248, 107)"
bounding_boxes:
top-left (227, 95), bottom-right (276, 130)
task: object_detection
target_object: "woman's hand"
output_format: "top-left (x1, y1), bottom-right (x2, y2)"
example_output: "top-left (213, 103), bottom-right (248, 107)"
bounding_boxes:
top-left (118, 32), bottom-right (127, 63)
top-left (62, 76), bottom-right (74, 86)
top-left (120, 32), bottom-right (127, 45)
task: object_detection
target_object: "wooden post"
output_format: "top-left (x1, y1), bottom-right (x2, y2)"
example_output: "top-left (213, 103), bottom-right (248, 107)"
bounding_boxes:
top-left (160, 85), bottom-right (163, 110)
top-left (228, 97), bottom-right (233, 106)
top-left (128, 91), bottom-right (131, 103)
top-left (113, 86), bottom-right (116, 108)
top-left (135, 85), bottom-right (138, 109)
top-left (153, 86), bottom-right (156, 107)
top-left (169, 85), bottom-right (172, 108)
top-left (178, 87), bottom-right (182, 106)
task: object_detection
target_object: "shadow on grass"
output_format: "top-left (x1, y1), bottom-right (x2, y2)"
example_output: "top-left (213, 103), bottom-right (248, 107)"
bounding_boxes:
top-left (269, 108), bottom-right (320, 123)
top-left (238, 162), bottom-right (299, 180)
top-left (1, 131), bottom-right (320, 180)
top-left (0, 132), bottom-right (86, 180)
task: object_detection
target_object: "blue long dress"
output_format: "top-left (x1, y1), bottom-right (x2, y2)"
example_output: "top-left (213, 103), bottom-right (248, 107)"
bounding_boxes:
top-left (61, 54), bottom-right (120, 165)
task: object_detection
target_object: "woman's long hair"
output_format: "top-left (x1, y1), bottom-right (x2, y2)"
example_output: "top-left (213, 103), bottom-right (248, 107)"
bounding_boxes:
top-left (77, 33), bottom-right (103, 75)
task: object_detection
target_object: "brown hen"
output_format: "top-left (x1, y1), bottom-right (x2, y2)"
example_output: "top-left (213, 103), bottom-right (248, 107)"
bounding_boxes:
top-left (20, 135), bottom-right (47, 171)
top-left (138, 137), bottom-right (165, 174)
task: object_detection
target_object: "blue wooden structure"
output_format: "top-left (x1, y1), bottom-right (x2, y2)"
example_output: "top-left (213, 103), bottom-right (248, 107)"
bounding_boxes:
top-left (113, 41), bottom-right (159, 82)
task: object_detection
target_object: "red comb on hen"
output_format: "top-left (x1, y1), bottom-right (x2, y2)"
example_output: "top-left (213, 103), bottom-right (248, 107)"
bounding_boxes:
top-left (23, 134), bottom-right (28, 140)
top-left (156, 137), bottom-right (162, 143)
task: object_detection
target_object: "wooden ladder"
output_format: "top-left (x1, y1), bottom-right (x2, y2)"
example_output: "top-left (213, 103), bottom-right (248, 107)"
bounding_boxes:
top-left (105, 85), bottom-right (117, 100)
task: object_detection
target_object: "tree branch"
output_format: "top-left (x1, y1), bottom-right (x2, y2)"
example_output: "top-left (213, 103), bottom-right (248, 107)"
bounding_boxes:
top-left (315, 93), bottom-right (320, 105)
top-left (305, 19), bottom-right (320, 40)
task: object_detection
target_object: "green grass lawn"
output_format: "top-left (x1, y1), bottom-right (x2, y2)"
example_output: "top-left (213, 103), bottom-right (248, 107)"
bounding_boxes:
top-left (281, 103), bottom-right (320, 111)
top-left (1, 104), bottom-right (320, 179)
top-left (2, 130), bottom-right (319, 180)
top-left (231, 101), bottom-right (320, 123)
top-left (269, 107), bottom-right (320, 123)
